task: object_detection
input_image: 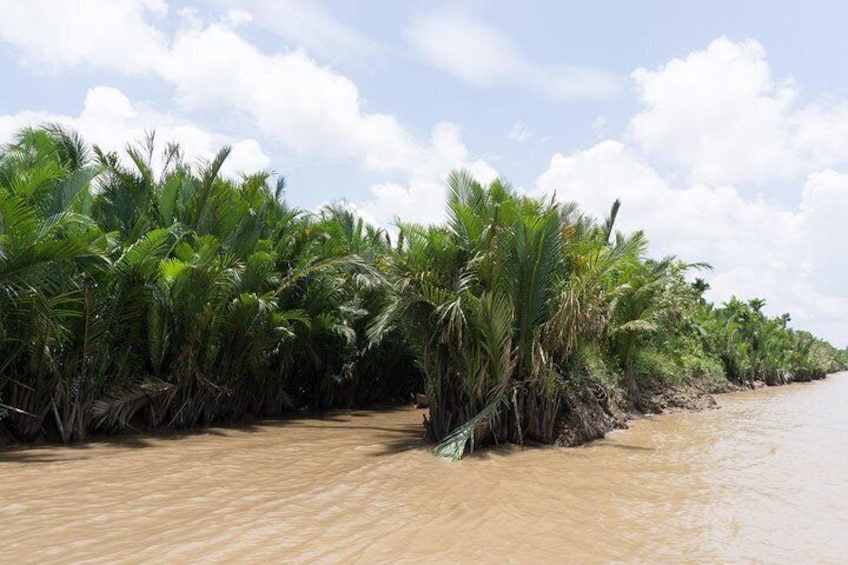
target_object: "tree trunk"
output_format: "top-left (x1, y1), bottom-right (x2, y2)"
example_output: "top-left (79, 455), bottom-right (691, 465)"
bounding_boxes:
top-left (625, 363), bottom-right (641, 407)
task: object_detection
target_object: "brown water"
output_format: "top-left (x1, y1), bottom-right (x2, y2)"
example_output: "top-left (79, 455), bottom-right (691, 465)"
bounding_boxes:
top-left (1, 374), bottom-right (846, 564)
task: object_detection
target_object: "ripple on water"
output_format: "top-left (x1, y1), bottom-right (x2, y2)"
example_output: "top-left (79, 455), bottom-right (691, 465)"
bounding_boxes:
top-left (1, 374), bottom-right (847, 563)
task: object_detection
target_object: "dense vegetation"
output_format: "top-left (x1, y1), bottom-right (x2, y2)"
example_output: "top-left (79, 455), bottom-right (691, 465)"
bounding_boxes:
top-left (1, 126), bottom-right (846, 457)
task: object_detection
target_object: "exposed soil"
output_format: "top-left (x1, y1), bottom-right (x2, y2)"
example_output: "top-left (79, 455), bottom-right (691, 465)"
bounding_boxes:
top-left (1, 373), bottom-right (831, 453)
top-left (556, 383), bottom-right (629, 447)
top-left (557, 375), bottom-right (749, 447)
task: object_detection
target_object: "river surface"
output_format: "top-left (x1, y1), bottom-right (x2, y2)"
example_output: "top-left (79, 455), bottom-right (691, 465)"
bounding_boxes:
top-left (1, 373), bottom-right (846, 564)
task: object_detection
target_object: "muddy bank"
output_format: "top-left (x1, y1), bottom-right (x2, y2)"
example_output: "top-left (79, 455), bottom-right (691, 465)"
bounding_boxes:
top-left (555, 376), bottom-right (717, 447)
top-left (0, 385), bottom-right (714, 452)
top-left (0, 372), bottom-right (832, 454)
top-left (555, 371), bottom-right (829, 449)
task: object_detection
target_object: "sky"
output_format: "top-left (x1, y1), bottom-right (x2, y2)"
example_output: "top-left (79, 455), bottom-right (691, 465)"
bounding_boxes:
top-left (0, 1), bottom-right (846, 346)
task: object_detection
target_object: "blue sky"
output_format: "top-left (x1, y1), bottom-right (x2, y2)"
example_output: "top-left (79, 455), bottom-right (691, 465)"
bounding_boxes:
top-left (1, 1), bottom-right (847, 345)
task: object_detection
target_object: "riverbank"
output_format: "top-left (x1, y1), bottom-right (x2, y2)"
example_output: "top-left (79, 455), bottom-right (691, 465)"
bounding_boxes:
top-left (554, 370), bottom-right (829, 448)
top-left (0, 371), bottom-right (833, 454)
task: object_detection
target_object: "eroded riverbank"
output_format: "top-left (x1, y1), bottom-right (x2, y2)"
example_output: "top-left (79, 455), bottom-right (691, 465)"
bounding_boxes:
top-left (1, 373), bottom-right (846, 563)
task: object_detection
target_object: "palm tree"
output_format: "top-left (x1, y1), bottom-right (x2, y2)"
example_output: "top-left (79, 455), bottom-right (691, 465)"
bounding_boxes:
top-left (372, 171), bottom-right (637, 458)
top-left (608, 254), bottom-right (672, 401)
top-left (0, 126), bottom-right (109, 440)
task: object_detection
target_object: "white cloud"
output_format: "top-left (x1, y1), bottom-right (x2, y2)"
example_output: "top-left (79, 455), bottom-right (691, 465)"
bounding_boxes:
top-left (591, 116), bottom-right (607, 139)
top-left (362, 122), bottom-right (499, 225)
top-left (0, 0), bottom-right (169, 73)
top-left (629, 37), bottom-right (848, 186)
top-left (534, 141), bottom-right (796, 266)
top-left (222, 9), bottom-right (253, 28)
top-left (0, 86), bottom-right (270, 178)
top-left (227, 139), bottom-right (273, 175)
top-left (405, 10), bottom-right (620, 99)
top-left (216, 0), bottom-right (376, 62)
top-left (508, 121), bottom-right (531, 142)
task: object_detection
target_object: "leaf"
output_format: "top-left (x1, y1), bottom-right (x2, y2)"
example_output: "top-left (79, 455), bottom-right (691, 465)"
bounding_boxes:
top-left (433, 395), bottom-right (509, 461)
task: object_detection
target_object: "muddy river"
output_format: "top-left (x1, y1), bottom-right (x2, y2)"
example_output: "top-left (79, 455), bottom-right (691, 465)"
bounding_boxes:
top-left (1, 373), bottom-right (846, 563)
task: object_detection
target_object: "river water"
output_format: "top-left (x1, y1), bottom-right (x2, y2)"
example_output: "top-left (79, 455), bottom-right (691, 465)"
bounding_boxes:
top-left (1, 373), bottom-right (846, 564)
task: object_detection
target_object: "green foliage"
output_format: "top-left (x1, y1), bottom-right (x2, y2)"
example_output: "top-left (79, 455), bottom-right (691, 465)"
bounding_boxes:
top-left (632, 347), bottom-right (684, 385)
top-left (1, 126), bottom-right (843, 452)
top-left (0, 126), bottom-right (416, 442)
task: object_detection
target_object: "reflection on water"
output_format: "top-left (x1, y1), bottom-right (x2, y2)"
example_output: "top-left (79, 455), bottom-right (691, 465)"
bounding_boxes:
top-left (2, 374), bottom-right (846, 563)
